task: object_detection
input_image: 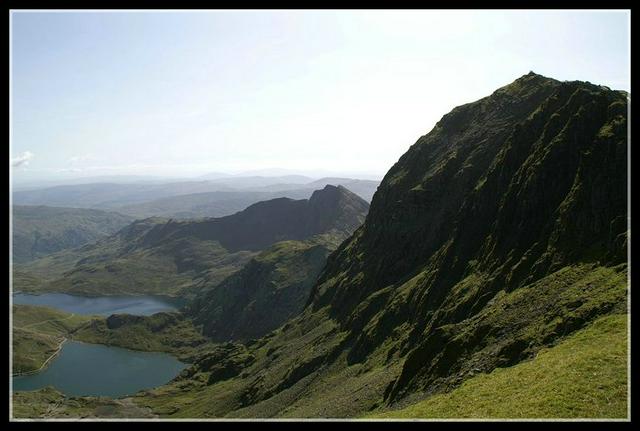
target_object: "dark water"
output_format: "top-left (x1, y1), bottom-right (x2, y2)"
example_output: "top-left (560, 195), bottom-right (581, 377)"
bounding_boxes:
top-left (13, 292), bottom-right (184, 316)
top-left (13, 341), bottom-right (188, 397)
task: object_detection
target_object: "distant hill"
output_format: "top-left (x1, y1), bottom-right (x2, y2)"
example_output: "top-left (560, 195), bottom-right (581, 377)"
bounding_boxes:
top-left (156, 185), bottom-right (368, 252)
top-left (15, 186), bottom-right (369, 299)
top-left (12, 176), bottom-right (380, 219)
top-left (11, 181), bottom-right (237, 208)
top-left (11, 206), bottom-right (134, 263)
top-left (116, 189), bottom-right (315, 219)
top-left (203, 175), bottom-right (314, 188)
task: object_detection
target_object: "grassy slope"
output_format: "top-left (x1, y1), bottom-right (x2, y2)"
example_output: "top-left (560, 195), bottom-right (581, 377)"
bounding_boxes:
top-left (126, 262), bottom-right (626, 419)
top-left (73, 312), bottom-right (214, 362)
top-left (12, 305), bottom-right (95, 374)
top-left (12, 205), bottom-right (133, 263)
top-left (14, 309), bottom-right (626, 421)
top-left (369, 313), bottom-right (628, 419)
top-left (14, 231), bottom-right (256, 298)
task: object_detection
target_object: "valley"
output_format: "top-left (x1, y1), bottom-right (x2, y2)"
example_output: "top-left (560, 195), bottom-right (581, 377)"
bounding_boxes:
top-left (10, 72), bottom-right (629, 420)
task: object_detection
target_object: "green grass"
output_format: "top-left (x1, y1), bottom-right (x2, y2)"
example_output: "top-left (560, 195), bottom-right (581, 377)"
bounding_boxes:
top-left (12, 387), bottom-right (156, 419)
top-left (369, 313), bottom-right (628, 419)
top-left (12, 305), bottom-right (96, 375)
top-left (73, 312), bottom-right (213, 362)
top-left (14, 235), bottom-right (256, 298)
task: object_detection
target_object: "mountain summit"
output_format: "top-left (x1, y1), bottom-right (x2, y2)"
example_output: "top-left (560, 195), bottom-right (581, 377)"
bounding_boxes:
top-left (123, 184), bottom-right (369, 253)
top-left (138, 73), bottom-right (628, 417)
top-left (307, 72), bottom-right (628, 401)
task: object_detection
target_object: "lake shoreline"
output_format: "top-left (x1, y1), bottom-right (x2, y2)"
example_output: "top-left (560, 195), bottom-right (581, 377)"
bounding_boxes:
top-left (12, 339), bottom-right (189, 398)
top-left (12, 292), bottom-right (186, 316)
top-left (12, 337), bottom-right (67, 378)
top-left (12, 290), bottom-right (187, 305)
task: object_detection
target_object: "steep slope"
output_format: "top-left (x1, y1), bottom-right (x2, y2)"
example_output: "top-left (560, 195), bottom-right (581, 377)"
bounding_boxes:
top-left (369, 313), bottom-right (628, 419)
top-left (307, 72), bottom-right (628, 402)
top-left (129, 72), bottom-right (627, 418)
top-left (187, 239), bottom-right (333, 342)
top-left (11, 206), bottom-right (133, 263)
top-left (15, 186), bottom-right (369, 299)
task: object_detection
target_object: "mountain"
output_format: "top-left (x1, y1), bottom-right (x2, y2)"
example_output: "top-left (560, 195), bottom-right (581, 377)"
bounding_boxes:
top-left (115, 181), bottom-right (379, 220)
top-left (164, 185), bottom-right (368, 252)
top-left (115, 189), bottom-right (315, 220)
top-left (11, 181), bottom-right (237, 208)
top-left (11, 206), bottom-right (134, 263)
top-left (15, 185), bottom-right (369, 299)
top-left (11, 175), bottom-right (184, 191)
top-left (128, 73), bottom-right (627, 418)
top-left (306, 178), bottom-right (380, 202)
top-left (12, 176), bottom-right (380, 220)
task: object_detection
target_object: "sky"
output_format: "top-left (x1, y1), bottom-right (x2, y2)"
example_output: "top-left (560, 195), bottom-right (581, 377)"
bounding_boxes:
top-left (10, 9), bottom-right (631, 183)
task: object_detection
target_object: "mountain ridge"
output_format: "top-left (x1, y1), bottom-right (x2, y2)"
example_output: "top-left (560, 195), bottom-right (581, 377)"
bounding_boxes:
top-left (15, 185), bottom-right (369, 299)
top-left (122, 72), bottom-right (628, 418)
top-left (11, 205), bottom-right (134, 263)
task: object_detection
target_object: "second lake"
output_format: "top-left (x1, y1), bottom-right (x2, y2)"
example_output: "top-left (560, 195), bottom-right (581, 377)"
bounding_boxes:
top-left (13, 292), bottom-right (185, 316)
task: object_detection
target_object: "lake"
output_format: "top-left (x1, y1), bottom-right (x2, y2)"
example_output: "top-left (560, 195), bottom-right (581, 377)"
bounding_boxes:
top-left (12, 341), bottom-right (188, 397)
top-left (13, 292), bottom-right (184, 316)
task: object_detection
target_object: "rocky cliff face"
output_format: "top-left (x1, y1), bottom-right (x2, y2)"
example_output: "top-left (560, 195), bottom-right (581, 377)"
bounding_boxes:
top-left (306, 72), bottom-right (628, 400)
top-left (119, 73), bottom-right (628, 418)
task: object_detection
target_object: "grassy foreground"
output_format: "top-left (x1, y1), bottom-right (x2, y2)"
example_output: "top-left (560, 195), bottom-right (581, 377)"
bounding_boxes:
top-left (369, 313), bottom-right (628, 419)
top-left (12, 387), bottom-right (156, 419)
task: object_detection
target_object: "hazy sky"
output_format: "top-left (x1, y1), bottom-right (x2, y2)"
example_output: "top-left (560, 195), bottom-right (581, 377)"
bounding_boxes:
top-left (10, 10), bottom-right (630, 182)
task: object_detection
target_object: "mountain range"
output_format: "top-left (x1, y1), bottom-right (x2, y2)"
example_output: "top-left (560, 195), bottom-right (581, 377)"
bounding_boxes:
top-left (11, 72), bottom-right (629, 419)
top-left (12, 176), bottom-right (380, 219)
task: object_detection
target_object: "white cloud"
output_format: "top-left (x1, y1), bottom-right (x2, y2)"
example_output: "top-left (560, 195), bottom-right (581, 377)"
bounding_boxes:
top-left (11, 151), bottom-right (34, 167)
